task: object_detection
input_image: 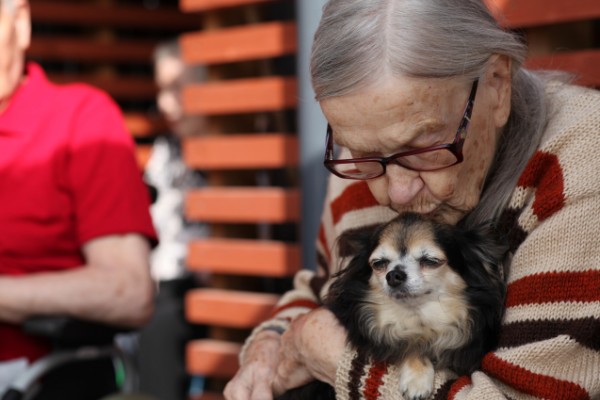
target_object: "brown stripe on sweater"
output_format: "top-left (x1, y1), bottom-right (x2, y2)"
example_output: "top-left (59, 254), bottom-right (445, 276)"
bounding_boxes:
top-left (506, 270), bottom-right (600, 307)
top-left (499, 318), bottom-right (600, 350)
top-left (497, 207), bottom-right (528, 253)
top-left (432, 378), bottom-right (458, 400)
top-left (348, 349), bottom-right (368, 400)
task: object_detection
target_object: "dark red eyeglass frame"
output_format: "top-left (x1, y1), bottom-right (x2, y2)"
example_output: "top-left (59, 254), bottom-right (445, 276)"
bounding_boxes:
top-left (324, 79), bottom-right (479, 179)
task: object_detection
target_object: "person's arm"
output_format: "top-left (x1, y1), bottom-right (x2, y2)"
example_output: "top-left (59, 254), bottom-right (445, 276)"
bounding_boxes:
top-left (0, 233), bottom-right (154, 327)
top-left (224, 263), bottom-right (326, 400)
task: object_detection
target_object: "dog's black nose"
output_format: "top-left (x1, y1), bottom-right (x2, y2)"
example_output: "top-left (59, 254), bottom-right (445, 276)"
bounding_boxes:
top-left (386, 269), bottom-right (407, 287)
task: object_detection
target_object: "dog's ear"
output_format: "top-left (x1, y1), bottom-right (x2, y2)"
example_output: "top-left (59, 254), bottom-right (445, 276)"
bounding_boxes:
top-left (460, 222), bottom-right (509, 281)
top-left (336, 223), bottom-right (381, 258)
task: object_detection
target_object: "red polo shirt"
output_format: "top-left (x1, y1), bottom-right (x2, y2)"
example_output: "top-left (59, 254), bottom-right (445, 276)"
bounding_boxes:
top-left (0, 63), bottom-right (157, 361)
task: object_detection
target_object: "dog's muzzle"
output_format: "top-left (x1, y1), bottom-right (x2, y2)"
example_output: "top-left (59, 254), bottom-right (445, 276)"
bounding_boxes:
top-left (386, 268), bottom-right (407, 288)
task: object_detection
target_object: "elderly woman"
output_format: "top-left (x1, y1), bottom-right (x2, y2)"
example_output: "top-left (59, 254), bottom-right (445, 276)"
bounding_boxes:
top-left (225, 0), bottom-right (600, 399)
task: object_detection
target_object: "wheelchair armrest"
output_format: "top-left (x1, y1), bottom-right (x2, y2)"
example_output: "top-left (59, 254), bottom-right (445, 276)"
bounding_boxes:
top-left (23, 316), bottom-right (132, 348)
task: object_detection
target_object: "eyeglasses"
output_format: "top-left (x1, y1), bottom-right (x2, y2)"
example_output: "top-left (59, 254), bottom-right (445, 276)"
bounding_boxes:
top-left (324, 80), bottom-right (479, 180)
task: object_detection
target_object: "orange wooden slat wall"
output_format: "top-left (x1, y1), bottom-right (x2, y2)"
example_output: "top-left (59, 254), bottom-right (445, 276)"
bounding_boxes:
top-left (185, 188), bottom-right (300, 223)
top-left (484, 0), bottom-right (600, 28)
top-left (181, 22), bottom-right (297, 65)
top-left (182, 77), bottom-right (298, 115)
top-left (180, 0), bottom-right (274, 12)
top-left (183, 134), bottom-right (298, 169)
top-left (187, 238), bottom-right (301, 277)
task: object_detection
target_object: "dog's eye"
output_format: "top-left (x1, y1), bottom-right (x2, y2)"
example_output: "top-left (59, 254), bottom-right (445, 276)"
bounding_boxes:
top-left (420, 257), bottom-right (444, 268)
top-left (370, 258), bottom-right (389, 271)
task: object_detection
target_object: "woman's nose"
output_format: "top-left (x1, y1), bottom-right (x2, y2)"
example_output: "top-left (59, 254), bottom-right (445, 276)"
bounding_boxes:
top-left (386, 164), bottom-right (424, 205)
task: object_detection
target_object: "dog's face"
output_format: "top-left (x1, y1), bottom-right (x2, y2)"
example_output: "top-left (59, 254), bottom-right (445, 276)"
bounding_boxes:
top-left (327, 212), bottom-right (507, 372)
top-left (367, 216), bottom-right (466, 304)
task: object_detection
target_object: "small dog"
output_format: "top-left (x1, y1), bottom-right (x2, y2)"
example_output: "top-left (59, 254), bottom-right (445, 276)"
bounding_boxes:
top-left (278, 212), bottom-right (507, 400)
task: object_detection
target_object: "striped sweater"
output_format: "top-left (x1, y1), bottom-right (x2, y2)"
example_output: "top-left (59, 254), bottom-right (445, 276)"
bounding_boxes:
top-left (243, 82), bottom-right (600, 399)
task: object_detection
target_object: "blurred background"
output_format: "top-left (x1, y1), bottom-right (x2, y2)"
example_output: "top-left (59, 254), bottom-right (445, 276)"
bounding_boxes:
top-left (25, 0), bottom-right (599, 399)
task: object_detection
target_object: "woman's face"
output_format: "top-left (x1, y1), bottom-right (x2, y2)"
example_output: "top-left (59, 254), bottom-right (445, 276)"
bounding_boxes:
top-left (320, 73), bottom-right (510, 225)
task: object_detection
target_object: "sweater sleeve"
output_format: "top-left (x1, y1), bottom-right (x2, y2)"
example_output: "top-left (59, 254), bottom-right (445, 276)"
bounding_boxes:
top-left (334, 85), bottom-right (600, 399)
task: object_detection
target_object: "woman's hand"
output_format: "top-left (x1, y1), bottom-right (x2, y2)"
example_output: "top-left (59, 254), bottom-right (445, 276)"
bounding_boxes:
top-left (224, 330), bottom-right (282, 400)
top-left (272, 308), bottom-right (347, 396)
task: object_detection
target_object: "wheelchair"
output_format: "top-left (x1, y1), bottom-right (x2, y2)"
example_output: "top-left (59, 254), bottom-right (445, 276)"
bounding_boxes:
top-left (1, 317), bottom-right (156, 400)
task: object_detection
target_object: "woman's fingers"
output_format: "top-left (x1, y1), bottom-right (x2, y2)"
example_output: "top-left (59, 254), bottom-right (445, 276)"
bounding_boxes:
top-left (224, 331), bottom-right (281, 400)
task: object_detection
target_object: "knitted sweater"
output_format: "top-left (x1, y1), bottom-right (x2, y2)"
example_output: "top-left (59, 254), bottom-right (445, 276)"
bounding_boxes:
top-left (243, 82), bottom-right (600, 399)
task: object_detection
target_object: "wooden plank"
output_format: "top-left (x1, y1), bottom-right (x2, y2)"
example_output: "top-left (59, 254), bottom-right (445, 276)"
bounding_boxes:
top-left (47, 74), bottom-right (157, 101)
top-left (185, 187), bottom-right (300, 223)
top-left (187, 238), bottom-right (301, 277)
top-left (186, 288), bottom-right (279, 328)
top-left (186, 339), bottom-right (240, 378)
top-left (182, 77), bottom-right (297, 115)
top-left (124, 113), bottom-right (168, 138)
top-left (29, 36), bottom-right (156, 64)
top-left (180, 0), bottom-right (274, 12)
top-left (525, 50), bottom-right (600, 87)
top-left (180, 21), bottom-right (297, 65)
top-left (182, 134), bottom-right (298, 170)
top-left (30, 0), bottom-right (201, 30)
top-left (484, 0), bottom-right (600, 28)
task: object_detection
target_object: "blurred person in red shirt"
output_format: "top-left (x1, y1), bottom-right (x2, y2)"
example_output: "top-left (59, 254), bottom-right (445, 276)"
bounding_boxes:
top-left (0, 0), bottom-right (157, 396)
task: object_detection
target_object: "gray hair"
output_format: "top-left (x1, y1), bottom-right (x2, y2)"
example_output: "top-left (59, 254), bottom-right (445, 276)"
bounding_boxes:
top-left (311, 0), bottom-right (550, 227)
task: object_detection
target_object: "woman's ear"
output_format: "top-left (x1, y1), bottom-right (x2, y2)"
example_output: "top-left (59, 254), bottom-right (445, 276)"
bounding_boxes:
top-left (484, 54), bottom-right (512, 129)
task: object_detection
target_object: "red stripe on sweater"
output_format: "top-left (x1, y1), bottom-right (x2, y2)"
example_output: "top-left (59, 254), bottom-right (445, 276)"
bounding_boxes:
top-left (448, 376), bottom-right (472, 400)
top-left (517, 151), bottom-right (565, 221)
top-left (331, 181), bottom-right (378, 225)
top-left (270, 299), bottom-right (319, 317)
top-left (363, 361), bottom-right (388, 400)
top-left (482, 353), bottom-right (590, 400)
top-left (505, 270), bottom-right (600, 307)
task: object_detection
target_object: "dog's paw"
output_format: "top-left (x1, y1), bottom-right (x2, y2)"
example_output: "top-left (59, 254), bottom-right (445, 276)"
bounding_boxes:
top-left (399, 357), bottom-right (434, 400)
